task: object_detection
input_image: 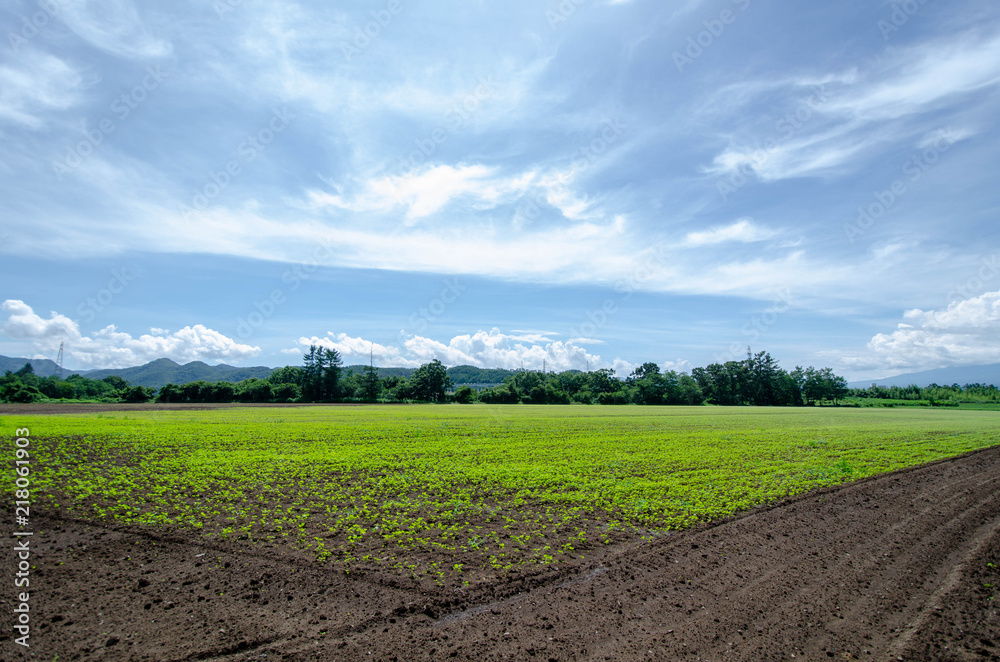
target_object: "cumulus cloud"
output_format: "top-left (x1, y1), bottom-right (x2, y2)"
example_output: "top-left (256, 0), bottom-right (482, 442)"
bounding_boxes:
top-left (297, 333), bottom-right (418, 367)
top-left (0, 300), bottom-right (260, 369)
top-left (838, 289), bottom-right (1000, 374)
top-left (296, 328), bottom-right (612, 373)
top-left (662, 359), bottom-right (695, 373)
top-left (0, 300), bottom-right (78, 339)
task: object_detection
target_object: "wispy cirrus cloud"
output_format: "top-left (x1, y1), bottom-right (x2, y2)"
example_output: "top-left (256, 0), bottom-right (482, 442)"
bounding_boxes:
top-left (0, 53), bottom-right (83, 129)
top-left (684, 218), bottom-right (775, 246)
top-left (57, 0), bottom-right (172, 59)
top-left (705, 32), bottom-right (1000, 181)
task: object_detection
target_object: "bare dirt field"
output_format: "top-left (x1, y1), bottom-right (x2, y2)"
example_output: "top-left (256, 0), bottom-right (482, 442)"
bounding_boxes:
top-left (5, 445), bottom-right (1000, 661)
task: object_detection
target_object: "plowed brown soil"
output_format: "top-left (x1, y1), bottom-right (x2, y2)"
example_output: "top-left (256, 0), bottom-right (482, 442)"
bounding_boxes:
top-left (4, 445), bottom-right (1000, 661)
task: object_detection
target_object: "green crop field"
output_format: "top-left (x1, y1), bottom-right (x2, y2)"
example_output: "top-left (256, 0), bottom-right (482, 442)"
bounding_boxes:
top-left (7, 405), bottom-right (1000, 585)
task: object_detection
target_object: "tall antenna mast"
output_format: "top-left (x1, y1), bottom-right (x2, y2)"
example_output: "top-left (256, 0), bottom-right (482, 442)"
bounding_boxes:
top-left (746, 345), bottom-right (752, 362)
top-left (56, 341), bottom-right (64, 378)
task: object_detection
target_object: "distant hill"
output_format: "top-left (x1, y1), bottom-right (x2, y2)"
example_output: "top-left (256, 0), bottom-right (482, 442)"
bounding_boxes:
top-left (849, 364), bottom-right (1000, 389)
top-left (343, 365), bottom-right (416, 379)
top-left (344, 364), bottom-right (519, 386)
top-left (0, 355), bottom-right (77, 378)
top-left (81, 358), bottom-right (274, 389)
top-left (3, 354), bottom-right (535, 390)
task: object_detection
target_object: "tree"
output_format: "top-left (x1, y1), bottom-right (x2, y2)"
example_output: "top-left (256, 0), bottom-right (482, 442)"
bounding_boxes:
top-left (676, 374), bottom-right (704, 405)
top-left (478, 383), bottom-right (518, 404)
top-left (302, 346), bottom-right (322, 400)
top-left (205, 382), bottom-right (236, 402)
top-left (627, 362), bottom-right (661, 384)
top-left (628, 363), bottom-right (666, 405)
top-left (0, 372), bottom-right (43, 403)
top-left (181, 381), bottom-right (208, 403)
top-left (452, 385), bottom-right (475, 404)
top-left (319, 348), bottom-right (342, 400)
top-left (157, 383), bottom-right (183, 403)
top-left (235, 378), bottom-right (273, 403)
top-left (360, 364), bottom-right (380, 402)
top-left (588, 368), bottom-right (621, 396)
top-left (301, 345), bottom-right (342, 401)
top-left (272, 383), bottom-right (301, 402)
top-left (121, 386), bottom-right (154, 403)
top-left (409, 360), bottom-right (452, 402)
top-left (101, 375), bottom-right (130, 391)
top-left (269, 366), bottom-right (304, 386)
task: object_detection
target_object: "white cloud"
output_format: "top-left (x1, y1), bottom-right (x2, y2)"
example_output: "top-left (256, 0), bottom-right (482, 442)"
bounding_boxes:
top-left (296, 328), bottom-right (611, 372)
top-left (298, 333), bottom-right (417, 367)
top-left (568, 337), bottom-right (605, 345)
top-left (58, 0), bottom-right (172, 59)
top-left (0, 300), bottom-right (79, 339)
top-left (826, 33), bottom-right (1000, 122)
top-left (305, 162), bottom-right (606, 225)
top-left (307, 163), bottom-right (534, 223)
top-left (403, 328), bottom-right (603, 372)
top-left (0, 300), bottom-right (260, 369)
top-left (684, 219), bottom-right (775, 246)
top-left (705, 33), bottom-right (1000, 181)
top-left (838, 289), bottom-right (1000, 373)
top-left (0, 53), bottom-right (83, 129)
top-left (661, 359), bottom-right (694, 373)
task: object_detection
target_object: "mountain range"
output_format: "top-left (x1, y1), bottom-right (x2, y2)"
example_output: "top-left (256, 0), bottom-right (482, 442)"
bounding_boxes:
top-left (3, 355), bottom-right (997, 390)
top-left (0, 356), bottom-right (516, 389)
top-left (847, 364), bottom-right (1000, 389)
top-left (0, 355), bottom-right (273, 389)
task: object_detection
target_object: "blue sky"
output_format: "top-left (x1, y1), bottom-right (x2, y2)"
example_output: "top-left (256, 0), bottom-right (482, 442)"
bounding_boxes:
top-left (1, 0), bottom-right (999, 380)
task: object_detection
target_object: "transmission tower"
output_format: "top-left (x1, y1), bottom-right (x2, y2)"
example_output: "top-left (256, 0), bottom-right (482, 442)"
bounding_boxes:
top-left (56, 342), bottom-right (64, 378)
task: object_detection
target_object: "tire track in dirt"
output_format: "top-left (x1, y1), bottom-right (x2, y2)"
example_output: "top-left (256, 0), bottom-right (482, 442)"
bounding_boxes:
top-left (298, 445), bottom-right (1000, 661)
top-left (6, 446), bottom-right (1000, 661)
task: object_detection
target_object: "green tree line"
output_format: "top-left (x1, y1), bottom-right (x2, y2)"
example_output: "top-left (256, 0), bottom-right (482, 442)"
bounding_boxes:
top-left (846, 382), bottom-right (1000, 405)
top-left (12, 345), bottom-right (958, 408)
top-left (0, 364), bottom-right (154, 403)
